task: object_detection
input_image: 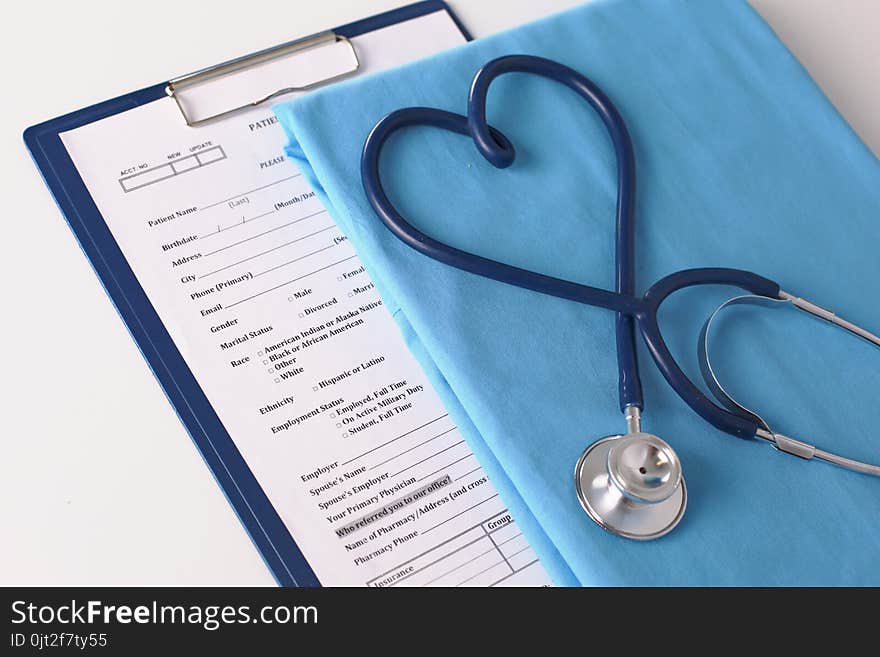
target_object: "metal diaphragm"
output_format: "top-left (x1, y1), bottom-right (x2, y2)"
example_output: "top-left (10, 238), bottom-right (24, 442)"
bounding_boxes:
top-left (574, 432), bottom-right (687, 540)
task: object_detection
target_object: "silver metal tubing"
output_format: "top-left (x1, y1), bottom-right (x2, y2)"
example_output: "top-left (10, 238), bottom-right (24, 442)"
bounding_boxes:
top-left (703, 292), bottom-right (880, 478)
top-left (776, 291), bottom-right (880, 475)
top-left (757, 428), bottom-right (880, 476)
top-left (699, 294), bottom-right (781, 432)
top-left (624, 405), bottom-right (642, 434)
top-left (779, 290), bottom-right (880, 348)
top-left (813, 447), bottom-right (880, 477)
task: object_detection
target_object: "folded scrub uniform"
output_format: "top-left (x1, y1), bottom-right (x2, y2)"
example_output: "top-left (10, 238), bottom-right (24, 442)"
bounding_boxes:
top-left (274, 0), bottom-right (880, 585)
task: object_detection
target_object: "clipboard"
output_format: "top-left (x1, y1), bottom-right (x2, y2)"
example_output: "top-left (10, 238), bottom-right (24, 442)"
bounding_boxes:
top-left (24, 0), bottom-right (471, 587)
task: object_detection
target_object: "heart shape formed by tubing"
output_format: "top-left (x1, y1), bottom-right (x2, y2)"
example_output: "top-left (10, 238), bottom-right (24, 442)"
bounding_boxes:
top-left (361, 54), bottom-right (781, 441)
top-left (363, 55), bottom-right (643, 417)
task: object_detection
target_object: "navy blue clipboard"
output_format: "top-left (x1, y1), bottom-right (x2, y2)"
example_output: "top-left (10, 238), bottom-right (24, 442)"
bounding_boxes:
top-left (24, 1), bottom-right (471, 587)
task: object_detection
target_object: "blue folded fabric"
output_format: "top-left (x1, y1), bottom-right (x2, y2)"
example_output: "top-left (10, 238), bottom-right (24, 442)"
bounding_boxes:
top-left (274, 0), bottom-right (880, 585)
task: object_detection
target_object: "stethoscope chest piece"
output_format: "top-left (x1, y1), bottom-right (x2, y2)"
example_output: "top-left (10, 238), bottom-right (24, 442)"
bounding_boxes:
top-left (574, 432), bottom-right (687, 540)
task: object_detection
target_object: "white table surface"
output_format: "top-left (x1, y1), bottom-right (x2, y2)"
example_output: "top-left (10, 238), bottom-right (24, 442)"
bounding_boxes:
top-left (1, 0), bottom-right (877, 585)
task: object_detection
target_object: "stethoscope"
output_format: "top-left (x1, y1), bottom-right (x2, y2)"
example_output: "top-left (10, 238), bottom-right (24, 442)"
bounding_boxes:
top-left (360, 55), bottom-right (880, 540)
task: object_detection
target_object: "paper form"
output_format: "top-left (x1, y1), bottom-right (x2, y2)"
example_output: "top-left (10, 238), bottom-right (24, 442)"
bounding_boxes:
top-left (60, 11), bottom-right (552, 587)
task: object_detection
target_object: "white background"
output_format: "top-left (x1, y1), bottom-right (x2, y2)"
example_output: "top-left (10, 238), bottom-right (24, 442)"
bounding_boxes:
top-left (1, 0), bottom-right (877, 585)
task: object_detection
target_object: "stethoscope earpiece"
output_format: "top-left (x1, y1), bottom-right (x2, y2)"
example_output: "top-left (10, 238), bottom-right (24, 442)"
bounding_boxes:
top-left (574, 409), bottom-right (687, 541)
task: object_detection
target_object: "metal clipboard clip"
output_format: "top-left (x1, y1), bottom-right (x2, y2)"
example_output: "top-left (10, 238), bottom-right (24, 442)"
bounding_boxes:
top-left (166, 31), bottom-right (360, 127)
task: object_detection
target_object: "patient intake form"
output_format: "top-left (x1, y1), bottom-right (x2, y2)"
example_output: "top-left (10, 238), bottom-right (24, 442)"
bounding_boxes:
top-left (60, 12), bottom-right (551, 587)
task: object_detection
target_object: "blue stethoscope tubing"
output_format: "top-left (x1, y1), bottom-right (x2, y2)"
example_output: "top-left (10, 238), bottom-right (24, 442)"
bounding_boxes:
top-left (361, 55), bottom-right (880, 485)
top-left (361, 54), bottom-right (776, 442)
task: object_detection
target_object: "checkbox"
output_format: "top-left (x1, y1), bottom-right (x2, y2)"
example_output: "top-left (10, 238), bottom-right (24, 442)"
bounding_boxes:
top-left (336, 423), bottom-right (342, 428)
top-left (257, 350), bottom-right (264, 356)
top-left (298, 313), bottom-right (304, 318)
top-left (267, 368), bottom-right (273, 373)
top-left (263, 360), bottom-right (268, 365)
top-left (342, 432), bottom-right (349, 438)
top-left (274, 378), bottom-right (280, 383)
top-left (312, 386), bottom-right (318, 391)
top-left (347, 292), bottom-right (353, 298)
top-left (288, 296), bottom-right (293, 302)
top-left (336, 276), bottom-right (342, 281)
top-left (329, 412), bottom-right (336, 418)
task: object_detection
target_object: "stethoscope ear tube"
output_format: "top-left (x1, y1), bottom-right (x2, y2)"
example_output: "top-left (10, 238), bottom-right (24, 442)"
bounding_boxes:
top-left (700, 293), bottom-right (880, 477)
top-left (698, 294), bottom-right (785, 431)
